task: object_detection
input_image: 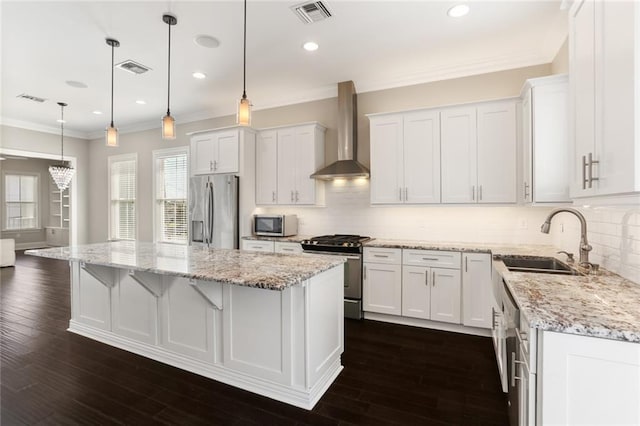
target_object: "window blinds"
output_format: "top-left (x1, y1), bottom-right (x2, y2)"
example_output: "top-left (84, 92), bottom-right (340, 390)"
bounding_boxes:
top-left (155, 152), bottom-right (187, 243)
top-left (110, 157), bottom-right (136, 240)
top-left (4, 174), bottom-right (38, 230)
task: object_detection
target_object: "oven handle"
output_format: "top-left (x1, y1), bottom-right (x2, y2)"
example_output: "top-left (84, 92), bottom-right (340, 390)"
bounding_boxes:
top-left (302, 250), bottom-right (361, 260)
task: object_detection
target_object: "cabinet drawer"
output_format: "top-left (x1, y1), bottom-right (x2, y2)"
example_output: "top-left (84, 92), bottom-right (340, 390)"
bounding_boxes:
top-left (403, 249), bottom-right (461, 269)
top-left (241, 240), bottom-right (274, 252)
top-left (363, 247), bottom-right (402, 264)
top-left (274, 242), bottom-right (302, 254)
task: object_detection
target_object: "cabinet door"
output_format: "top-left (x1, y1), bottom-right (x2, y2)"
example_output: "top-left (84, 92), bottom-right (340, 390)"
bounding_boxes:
top-left (521, 89), bottom-right (533, 203)
top-left (430, 268), bottom-right (461, 324)
top-left (477, 101), bottom-right (517, 203)
top-left (215, 130), bottom-right (239, 174)
top-left (363, 262), bottom-right (402, 315)
top-left (401, 265), bottom-right (430, 319)
top-left (256, 130), bottom-right (278, 205)
top-left (462, 253), bottom-right (492, 329)
top-left (570, 0), bottom-right (597, 197)
top-left (292, 126), bottom-right (316, 205)
top-left (191, 135), bottom-right (215, 175)
top-left (403, 110), bottom-right (441, 204)
top-left (241, 240), bottom-right (274, 252)
top-left (370, 115), bottom-right (404, 204)
top-left (73, 264), bottom-right (113, 331)
top-left (274, 242), bottom-right (302, 254)
top-left (111, 270), bottom-right (158, 345)
top-left (532, 82), bottom-right (570, 203)
top-left (441, 107), bottom-right (477, 203)
top-left (276, 128), bottom-right (296, 204)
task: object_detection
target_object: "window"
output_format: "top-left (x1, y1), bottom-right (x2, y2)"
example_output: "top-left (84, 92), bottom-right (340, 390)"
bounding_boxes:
top-left (3, 173), bottom-right (39, 230)
top-left (108, 154), bottom-right (137, 240)
top-left (153, 148), bottom-right (188, 244)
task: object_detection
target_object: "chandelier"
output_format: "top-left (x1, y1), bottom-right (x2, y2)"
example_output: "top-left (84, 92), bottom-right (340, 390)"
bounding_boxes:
top-left (49, 102), bottom-right (75, 191)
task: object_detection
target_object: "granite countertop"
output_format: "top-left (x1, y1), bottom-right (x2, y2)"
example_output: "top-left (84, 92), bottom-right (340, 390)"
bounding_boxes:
top-left (25, 241), bottom-right (345, 291)
top-left (241, 235), bottom-right (310, 243)
top-left (363, 238), bottom-right (557, 256)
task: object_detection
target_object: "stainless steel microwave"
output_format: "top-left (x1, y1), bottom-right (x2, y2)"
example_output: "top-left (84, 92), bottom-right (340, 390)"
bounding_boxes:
top-left (253, 214), bottom-right (298, 237)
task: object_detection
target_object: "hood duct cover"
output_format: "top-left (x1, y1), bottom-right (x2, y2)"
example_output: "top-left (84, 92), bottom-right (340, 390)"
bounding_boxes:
top-left (311, 81), bottom-right (370, 180)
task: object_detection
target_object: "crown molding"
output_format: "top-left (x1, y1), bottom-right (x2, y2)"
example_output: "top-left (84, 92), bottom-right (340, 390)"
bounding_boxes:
top-left (0, 117), bottom-right (90, 140)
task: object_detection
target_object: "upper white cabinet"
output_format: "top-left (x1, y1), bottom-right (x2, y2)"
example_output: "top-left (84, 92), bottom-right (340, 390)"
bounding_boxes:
top-left (570, 0), bottom-right (640, 197)
top-left (255, 123), bottom-right (325, 205)
top-left (191, 129), bottom-right (239, 175)
top-left (441, 100), bottom-right (517, 204)
top-left (369, 110), bottom-right (441, 204)
top-left (521, 75), bottom-right (570, 204)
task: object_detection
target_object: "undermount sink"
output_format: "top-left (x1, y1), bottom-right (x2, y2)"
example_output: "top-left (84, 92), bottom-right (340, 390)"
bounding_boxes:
top-left (501, 256), bottom-right (582, 275)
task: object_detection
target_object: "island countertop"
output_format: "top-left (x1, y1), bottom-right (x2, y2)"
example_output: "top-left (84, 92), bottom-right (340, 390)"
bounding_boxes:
top-left (26, 241), bottom-right (345, 291)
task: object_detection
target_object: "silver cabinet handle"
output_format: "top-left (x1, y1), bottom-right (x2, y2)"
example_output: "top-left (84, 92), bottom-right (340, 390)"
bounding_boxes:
top-left (404, 187), bottom-right (408, 202)
top-left (210, 160), bottom-right (214, 171)
top-left (213, 160), bottom-right (218, 171)
top-left (281, 248), bottom-right (294, 252)
top-left (422, 257), bottom-right (439, 261)
top-left (373, 254), bottom-right (389, 258)
top-left (295, 191), bottom-right (299, 202)
top-left (272, 191), bottom-right (276, 202)
top-left (524, 182), bottom-right (530, 198)
top-left (587, 152), bottom-right (599, 188)
top-left (399, 187), bottom-right (403, 202)
top-left (582, 155), bottom-right (588, 189)
top-left (491, 307), bottom-right (496, 330)
top-left (465, 256), bottom-right (468, 272)
top-left (425, 271), bottom-right (429, 286)
top-left (471, 186), bottom-right (475, 201)
top-left (479, 185), bottom-right (483, 201)
top-left (432, 270), bottom-right (435, 286)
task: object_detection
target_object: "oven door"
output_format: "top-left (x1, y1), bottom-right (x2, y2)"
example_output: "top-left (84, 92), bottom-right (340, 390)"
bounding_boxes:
top-left (303, 250), bottom-right (363, 319)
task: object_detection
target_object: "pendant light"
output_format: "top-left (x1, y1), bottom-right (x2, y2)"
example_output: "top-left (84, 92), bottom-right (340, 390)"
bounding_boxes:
top-left (105, 38), bottom-right (120, 147)
top-left (49, 102), bottom-right (75, 191)
top-left (162, 14), bottom-right (177, 139)
top-left (237, 0), bottom-right (251, 126)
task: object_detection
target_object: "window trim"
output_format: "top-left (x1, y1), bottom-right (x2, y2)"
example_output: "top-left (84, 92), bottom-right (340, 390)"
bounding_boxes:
top-left (108, 153), bottom-right (138, 241)
top-left (152, 147), bottom-right (189, 245)
top-left (2, 171), bottom-right (41, 232)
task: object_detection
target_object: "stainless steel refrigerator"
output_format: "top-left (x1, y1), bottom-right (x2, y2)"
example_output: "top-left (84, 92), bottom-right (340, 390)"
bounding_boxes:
top-left (189, 174), bottom-right (239, 248)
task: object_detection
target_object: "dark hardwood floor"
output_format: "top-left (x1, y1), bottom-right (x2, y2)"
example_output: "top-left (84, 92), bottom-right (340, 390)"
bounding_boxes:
top-left (1, 251), bottom-right (508, 425)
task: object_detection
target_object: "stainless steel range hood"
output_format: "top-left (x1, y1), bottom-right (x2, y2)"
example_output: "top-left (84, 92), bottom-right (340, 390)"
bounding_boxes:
top-left (310, 81), bottom-right (370, 180)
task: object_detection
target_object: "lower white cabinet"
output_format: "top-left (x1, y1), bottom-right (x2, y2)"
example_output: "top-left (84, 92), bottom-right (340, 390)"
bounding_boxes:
top-left (363, 248), bottom-right (402, 315)
top-left (274, 241), bottom-right (303, 254)
top-left (402, 265), bottom-right (461, 324)
top-left (72, 263), bottom-right (113, 331)
top-left (241, 239), bottom-right (275, 252)
top-left (111, 269), bottom-right (159, 345)
top-left (461, 253), bottom-right (493, 329)
top-left (539, 331), bottom-right (640, 426)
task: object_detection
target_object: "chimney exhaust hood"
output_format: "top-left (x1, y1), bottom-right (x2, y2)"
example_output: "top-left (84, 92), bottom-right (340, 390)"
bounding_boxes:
top-left (310, 81), bottom-right (370, 180)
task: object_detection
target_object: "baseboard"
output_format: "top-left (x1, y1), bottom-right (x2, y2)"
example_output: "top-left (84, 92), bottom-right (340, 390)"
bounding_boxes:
top-left (363, 312), bottom-right (492, 337)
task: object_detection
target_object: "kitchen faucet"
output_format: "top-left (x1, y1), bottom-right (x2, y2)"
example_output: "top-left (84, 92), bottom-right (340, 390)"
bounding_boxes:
top-left (540, 207), bottom-right (593, 266)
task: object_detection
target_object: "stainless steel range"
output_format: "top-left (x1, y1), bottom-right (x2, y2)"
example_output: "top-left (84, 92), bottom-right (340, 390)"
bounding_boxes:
top-left (301, 234), bottom-right (372, 319)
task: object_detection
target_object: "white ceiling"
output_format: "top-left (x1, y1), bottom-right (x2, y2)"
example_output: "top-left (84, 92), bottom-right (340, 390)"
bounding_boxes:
top-left (1, 1), bottom-right (568, 139)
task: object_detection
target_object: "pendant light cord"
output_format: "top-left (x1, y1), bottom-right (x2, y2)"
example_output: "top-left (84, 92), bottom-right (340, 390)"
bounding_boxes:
top-left (242, 0), bottom-right (247, 99)
top-left (60, 104), bottom-right (65, 164)
top-left (167, 19), bottom-right (172, 115)
top-left (110, 43), bottom-right (115, 127)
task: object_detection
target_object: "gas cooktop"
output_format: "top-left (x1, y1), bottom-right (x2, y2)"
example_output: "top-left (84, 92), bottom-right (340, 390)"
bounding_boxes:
top-left (301, 234), bottom-right (372, 253)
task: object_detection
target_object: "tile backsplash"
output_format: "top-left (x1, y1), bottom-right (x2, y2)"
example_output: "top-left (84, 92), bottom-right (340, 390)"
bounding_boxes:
top-left (257, 181), bottom-right (639, 284)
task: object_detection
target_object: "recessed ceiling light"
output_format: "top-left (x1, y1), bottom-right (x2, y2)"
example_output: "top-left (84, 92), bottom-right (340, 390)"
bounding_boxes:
top-left (66, 80), bottom-right (88, 88)
top-left (447, 4), bottom-right (469, 17)
top-left (192, 72), bottom-right (207, 79)
top-left (194, 35), bottom-right (220, 48)
top-left (303, 41), bottom-right (319, 51)
top-left (135, 100), bottom-right (146, 105)
top-left (92, 110), bottom-right (103, 115)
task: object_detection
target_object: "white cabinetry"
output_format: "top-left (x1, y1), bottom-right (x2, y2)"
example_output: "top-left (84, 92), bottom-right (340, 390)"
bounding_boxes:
top-left (461, 253), bottom-right (493, 329)
top-left (369, 110), bottom-right (440, 204)
top-left (363, 248), bottom-right (402, 315)
top-left (256, 123), bottom-right (325, 205)
top-left (540, 331), bottom-right (640, 425)
top-left (241, 240), bottom-right (274, 252)
top-left (569, 0), bottom-right (640, 197)
top-left (191, 129), bottom-right (239, 175)
top-left (111, 269), bottom-right (159, 345)
top-left (521, 75), bottom-right (570, 204)
top-left (274, 241), bottom-right (302, 254)
top-left (401, 250), bottom-right (461, 324)
top-left (441, 100), bottom-right (517, 204)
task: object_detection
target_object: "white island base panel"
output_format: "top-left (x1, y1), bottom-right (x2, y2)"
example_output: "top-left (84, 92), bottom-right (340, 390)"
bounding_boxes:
top-left (68, 261), bottom-right (345, 410)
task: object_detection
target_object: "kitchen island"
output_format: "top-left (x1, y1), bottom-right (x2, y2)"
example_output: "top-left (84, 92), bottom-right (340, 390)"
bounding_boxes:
top-left (26, 241), bottom-right (346, 410)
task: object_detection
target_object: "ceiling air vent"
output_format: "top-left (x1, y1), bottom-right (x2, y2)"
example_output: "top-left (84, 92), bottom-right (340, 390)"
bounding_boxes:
top-left (16, 93), bottom-right (46, 103)
top-left (115, 60), bottom-right (151, 75)
top-left (291, 1), bottom-right (332, 24)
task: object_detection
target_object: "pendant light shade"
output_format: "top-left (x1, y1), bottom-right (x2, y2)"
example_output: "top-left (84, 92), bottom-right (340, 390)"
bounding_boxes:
top-left (162, 14), bottom-right (177, 139)
top-left (105, 38), bottom-right (120, 147)
top-left (237, 0), bottom-right (251, 126)
top-left (49, 102), bottom-right (75, 191)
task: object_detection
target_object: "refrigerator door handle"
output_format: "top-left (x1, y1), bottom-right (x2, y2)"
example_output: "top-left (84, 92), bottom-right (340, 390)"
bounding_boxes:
top-left (203, 182), bottom-right (210, 245)
top-left (208, 181), bottom-right (215, 245)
